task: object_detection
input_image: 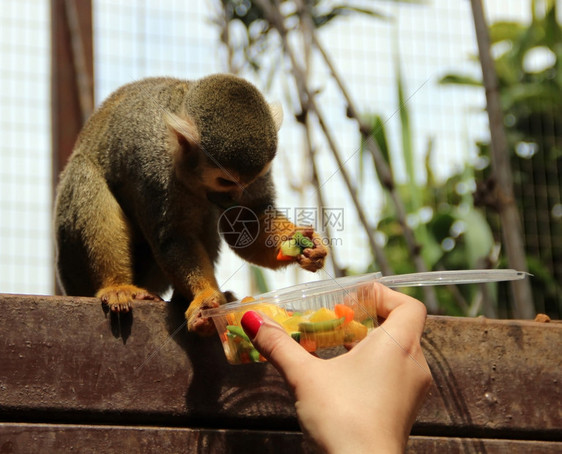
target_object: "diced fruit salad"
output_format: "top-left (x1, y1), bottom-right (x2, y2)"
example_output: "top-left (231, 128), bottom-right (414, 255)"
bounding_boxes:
top-left (221, 297), bottom-right (375, 365)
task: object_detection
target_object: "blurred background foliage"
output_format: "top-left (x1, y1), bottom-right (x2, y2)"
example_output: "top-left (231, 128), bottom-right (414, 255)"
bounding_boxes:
top-left (440, 0), bottom-right (561, 317)
top-left (361, 66), bottom-right (497, 317)
top-left (218, 0), bottom-right (561, 318)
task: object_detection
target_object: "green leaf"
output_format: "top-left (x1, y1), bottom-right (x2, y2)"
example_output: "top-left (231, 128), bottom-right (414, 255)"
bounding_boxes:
top-left (416, 223), bottom-right (443, 268)
top-left (489, 21), bottom-right (527, 44)
top-left (428, 212), bottom-right (455, 243)
top-left (543, 2), bottom-right (562, 48)
top-left (453, 206), bottom-right (494, 268)
top-left (358, 131), bottom-right (366, 184)
top-left (439, 74), bottom-right (482, 86)
top-left (370, 114), bottom-right (391, 168)
top-left (424, 137), bottom-right (435, 187)
top-left (396, 57), bottom-right (420, 211)
top-left (250, 265), bottom-right (269, 293)
top-left (501, 82), bottom-right (562, 112)
top-left (358, 113), bottom-right (392, 184)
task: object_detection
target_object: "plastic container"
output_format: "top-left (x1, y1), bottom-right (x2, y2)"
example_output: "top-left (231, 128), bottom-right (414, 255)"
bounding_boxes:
top-left (202, 269), bottom-right (526, 365)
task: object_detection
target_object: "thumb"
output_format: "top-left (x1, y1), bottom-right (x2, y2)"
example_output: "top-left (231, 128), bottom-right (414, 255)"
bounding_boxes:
top-left (241, 310), bottom-right (312, 377)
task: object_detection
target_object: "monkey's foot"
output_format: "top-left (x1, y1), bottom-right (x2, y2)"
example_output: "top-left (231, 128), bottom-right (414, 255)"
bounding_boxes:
top-left (298, 235), bottom-right (328, 272)
top-left (223, 290), bottom-right (237, 303)
top-left (185, 288), bottom-right (227, 336)
top-left (97, 284), bottom-right (162, 313)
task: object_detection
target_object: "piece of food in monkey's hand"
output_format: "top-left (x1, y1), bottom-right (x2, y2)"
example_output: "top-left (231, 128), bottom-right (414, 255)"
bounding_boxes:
top-left (277, 238), bottom-right (301, 261)
top-left (293, 231), bottom-right (315, 249)
top-left (277, 230), bottom-right (321, 262)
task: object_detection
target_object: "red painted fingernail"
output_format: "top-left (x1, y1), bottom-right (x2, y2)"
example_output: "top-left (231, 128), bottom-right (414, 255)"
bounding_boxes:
top-left (241, 310), bottom-right (264, 339)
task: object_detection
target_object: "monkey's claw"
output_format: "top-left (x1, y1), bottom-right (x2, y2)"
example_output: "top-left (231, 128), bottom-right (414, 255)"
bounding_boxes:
top-left (185, 288), bottom-right (227, 335)
top-left (297, 236), bottom-right (327, 272)
top-left (97, 284), bottom-right (162, 313)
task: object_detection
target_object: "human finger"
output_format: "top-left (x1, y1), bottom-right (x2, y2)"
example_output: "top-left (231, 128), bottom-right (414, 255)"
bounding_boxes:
top-left (241, 310), bottom-right (313, 382)
top-left (371, 282), bottom-right (427, 340)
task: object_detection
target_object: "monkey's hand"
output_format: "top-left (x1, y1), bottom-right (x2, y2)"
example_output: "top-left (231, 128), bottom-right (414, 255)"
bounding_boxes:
top-left (97, 284), bottom-right (163, 313)
top-left (297, 234), bottom-right (328, 272)
top-left (185, 288), bottom-right (228, 335)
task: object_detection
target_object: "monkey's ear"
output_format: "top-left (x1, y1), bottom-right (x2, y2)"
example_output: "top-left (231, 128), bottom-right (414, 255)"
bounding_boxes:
top-left (269, 102), bottom-right (284, 131)
top-left (164, 111), bottom-right (201, 152)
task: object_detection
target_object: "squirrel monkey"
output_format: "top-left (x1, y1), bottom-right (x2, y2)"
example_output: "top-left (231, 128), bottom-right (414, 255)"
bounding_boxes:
top-left (54, 74), bottom-right (327, 334)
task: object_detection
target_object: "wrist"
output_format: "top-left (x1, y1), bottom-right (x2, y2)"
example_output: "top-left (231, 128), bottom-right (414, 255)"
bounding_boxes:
top-left (313, 430), bottom-right (405, 454)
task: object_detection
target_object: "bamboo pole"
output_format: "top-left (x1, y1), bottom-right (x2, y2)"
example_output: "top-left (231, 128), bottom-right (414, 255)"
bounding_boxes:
top-left (470, 0), bottom-right (534, 319)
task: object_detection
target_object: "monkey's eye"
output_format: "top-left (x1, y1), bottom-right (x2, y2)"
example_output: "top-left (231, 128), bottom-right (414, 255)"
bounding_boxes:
top-left (216, 177), bottom-right (237, 188)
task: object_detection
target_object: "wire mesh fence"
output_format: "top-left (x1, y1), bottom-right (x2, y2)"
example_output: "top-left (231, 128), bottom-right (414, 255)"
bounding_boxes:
top-left (0, 0), bottom-right (558, 317)
top-left (0, 1), bottom-right (52, 294)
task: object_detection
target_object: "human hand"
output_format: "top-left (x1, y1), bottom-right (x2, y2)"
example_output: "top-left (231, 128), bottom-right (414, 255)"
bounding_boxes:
top-left (240, 283), bottom-right (432, 454)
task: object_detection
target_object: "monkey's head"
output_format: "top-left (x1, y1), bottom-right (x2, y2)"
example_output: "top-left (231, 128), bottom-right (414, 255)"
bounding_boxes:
top-left (165, 74), bottom-right (283, 205)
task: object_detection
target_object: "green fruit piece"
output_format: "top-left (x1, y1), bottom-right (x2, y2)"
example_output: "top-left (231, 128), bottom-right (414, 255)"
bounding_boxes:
top-left (298, 317), bottom-right (346, 333)
top-left (361, 318), bottom-right (375, 329)
top-left (227, 325), bottom-right (251, 342)
top-left (293, 231), bottom-right (315, 249)
top-left (249, 348), bottom-right (261, 362)
top-left (280, 239), bottom-right (302, 257)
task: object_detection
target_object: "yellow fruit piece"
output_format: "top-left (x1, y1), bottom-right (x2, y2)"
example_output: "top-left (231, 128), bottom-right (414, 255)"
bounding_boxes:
top-left (231, 303), bottom-right (287, 326)
top-left (344, 320), bottom-right (368, 343)
top-left (241, 296), bottom-right (256, 304)
top-left (281, 315), bottom-right (307, 333)
top-left (309, 307), bottom-right (337, 323)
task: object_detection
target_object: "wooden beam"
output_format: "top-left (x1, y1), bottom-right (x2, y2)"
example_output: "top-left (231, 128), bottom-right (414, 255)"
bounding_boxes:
top-left (0, 295), bottom-right (560, 442)
top-left (50, 0), bottom-right (93, 183)
top-left (50, 0), bottom-right (93, 294)
top-left (0, 425), bottom-right (560, 453)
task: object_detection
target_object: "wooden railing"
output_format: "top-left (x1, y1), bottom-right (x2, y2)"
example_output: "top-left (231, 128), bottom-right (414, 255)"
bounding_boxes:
top-left (0, 294), bottom-right (560, 453)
